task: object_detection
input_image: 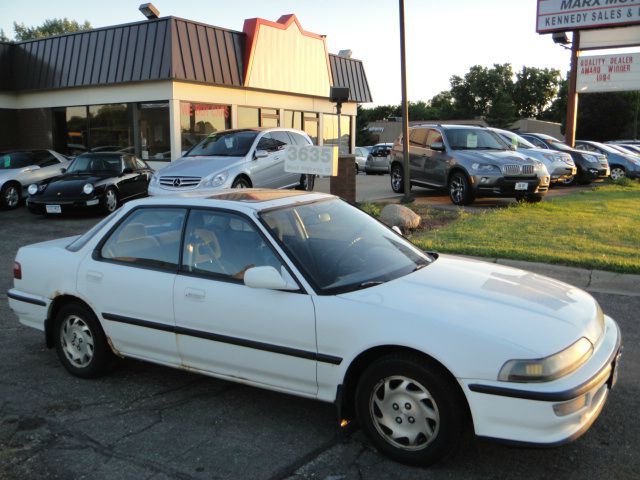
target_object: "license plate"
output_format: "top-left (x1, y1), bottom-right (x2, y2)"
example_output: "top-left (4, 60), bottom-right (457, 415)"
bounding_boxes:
top-left (46, 204), bottom-right (61, 214)
top-left (515, 182), bottom-right (528, 191)
top-left (572, 167), bottom-right (577, 175)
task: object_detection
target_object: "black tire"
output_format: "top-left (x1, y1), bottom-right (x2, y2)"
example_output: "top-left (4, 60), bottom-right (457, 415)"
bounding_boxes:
top-left (355, 163), bottom-right (359, 174)
top-left (54, 303), bottom-right (114, 378)
top-left (517, 194), bottom-right (543, 203)
top-left (231, 176), bottom-right (251, 189)
top-left (390, 163), bottom-right (405, 193)
top-left (610, 166), bottom-right (626, 182)
top-left (296, 174), bottom-right (315, 191)
top-left (103, 187), bottom-right (119, 213)
top-left (448, 172), bottom-right (474, 206)
top-left (355, 353), bottom-right (467, 466)
top-left (1, 182), bottom-right (21, 210)
top-left (577, 178), bottom-right (593, 185)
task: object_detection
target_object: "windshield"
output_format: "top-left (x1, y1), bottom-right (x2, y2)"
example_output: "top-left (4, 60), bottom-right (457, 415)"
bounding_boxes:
top-left (0, 152), bottom-right (35, 170)
top-left (67, 155), bottom-right (122, 174)
top-left (444, 128), bottom-right (509, 151)
top-left (186, 130), bottom-right (258, 157)
top-left (497, 131), bottom-right (536, 149)
top-left (260, 199), bottom-right (434, 295)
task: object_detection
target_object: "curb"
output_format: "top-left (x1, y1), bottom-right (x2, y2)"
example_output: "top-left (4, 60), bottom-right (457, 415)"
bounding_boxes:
top-left (460, 255), bottom-right (640, 297)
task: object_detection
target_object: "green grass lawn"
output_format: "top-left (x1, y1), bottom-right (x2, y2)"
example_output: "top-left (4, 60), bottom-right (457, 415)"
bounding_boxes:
top-left (408, 182), bottom-right (640, 274)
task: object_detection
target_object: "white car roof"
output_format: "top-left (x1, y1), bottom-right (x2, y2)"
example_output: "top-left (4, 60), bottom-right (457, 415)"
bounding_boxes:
top-left (126, 189), bottom-right (334, 213)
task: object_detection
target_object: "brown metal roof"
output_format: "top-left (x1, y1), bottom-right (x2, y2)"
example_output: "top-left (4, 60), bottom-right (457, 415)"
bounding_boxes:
top-left (1, 17), bottom-right (370, 103)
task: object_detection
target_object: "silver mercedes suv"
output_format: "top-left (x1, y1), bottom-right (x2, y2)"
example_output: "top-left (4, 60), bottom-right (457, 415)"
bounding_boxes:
top-left (149, 128), bottom-right (314, 196)
top-left (390, 124), bottom-right (550, 205)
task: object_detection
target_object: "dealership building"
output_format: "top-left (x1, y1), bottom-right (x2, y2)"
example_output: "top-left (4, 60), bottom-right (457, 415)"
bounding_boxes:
top-left (0, 13), bottom-right (371, 166)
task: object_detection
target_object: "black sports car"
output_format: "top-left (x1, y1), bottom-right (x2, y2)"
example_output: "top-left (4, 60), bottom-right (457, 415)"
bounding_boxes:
top-left (27, 152), bottom-right (153, 215)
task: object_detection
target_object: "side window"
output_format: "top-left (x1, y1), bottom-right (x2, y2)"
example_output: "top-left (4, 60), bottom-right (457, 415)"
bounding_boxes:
top-left (124, 157), bottom-right (137, 170)
top-left (182, 210), bottom-right (283, 281)
top-left (257, 133), bottom-right (278, 152)
top-left (100, 208), bottom-right (187, 269)
top-left (528, 137), bottom-right (546, 149)
top-left (135, 158), bottom-right (148, 169)
top-left (426, 129), bottom-right (443, 148)
top-left (271, 131), bottom-right (292, 149)
top-left (410, 128), bottom-right (429, 147)
top-left (289, 132), bottom-right (311, 146)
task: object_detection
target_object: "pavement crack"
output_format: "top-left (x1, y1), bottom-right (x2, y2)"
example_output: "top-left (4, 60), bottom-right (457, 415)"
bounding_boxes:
top-left (587, 269), bottom-right (594, 288)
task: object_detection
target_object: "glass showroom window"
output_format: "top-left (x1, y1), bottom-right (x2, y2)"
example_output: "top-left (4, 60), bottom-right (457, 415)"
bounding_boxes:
top-left (323, 114), bottom-right (351, 153)
top-left (237, 106), bottom-right (280, 128)
top-left (284, 111), bottom-right (319, 144)
top-left (180, 102), bottom-right (231, 152)
top-left (65, 106), bottom-right (88, 154)
top-left (88, 104), bottom-right (132, 153)
top-left (139, 102), bottom-right (170, 161)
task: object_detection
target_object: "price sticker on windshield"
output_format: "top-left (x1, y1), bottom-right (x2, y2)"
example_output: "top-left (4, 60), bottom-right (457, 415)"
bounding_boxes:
top-left (285, 145), bottom-right (338, 176)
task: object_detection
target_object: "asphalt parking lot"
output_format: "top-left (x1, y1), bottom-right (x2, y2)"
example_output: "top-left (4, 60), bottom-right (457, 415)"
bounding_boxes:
top-left (1, 195), bottom-right (638, 480)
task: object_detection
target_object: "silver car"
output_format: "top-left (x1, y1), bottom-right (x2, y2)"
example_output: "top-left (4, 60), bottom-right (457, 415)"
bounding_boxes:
top-left (364, 143), bottom-right (393, 174)
top-left (490, 128), bottom-right (577, 184)
top-left (149, 128), bottom-right (313, 196)
top-left (0, 150), bottom-right (70, 209)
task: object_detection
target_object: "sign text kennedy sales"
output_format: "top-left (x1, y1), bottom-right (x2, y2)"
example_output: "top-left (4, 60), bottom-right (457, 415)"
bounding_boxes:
top-left (537, 0), bottom-right (640, 33)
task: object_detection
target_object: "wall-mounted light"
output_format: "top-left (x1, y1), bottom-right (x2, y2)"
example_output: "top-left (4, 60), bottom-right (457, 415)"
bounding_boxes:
top-left (139, 3), bottom-right (160, 20)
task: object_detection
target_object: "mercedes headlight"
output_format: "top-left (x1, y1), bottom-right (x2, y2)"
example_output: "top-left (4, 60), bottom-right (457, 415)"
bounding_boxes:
top-left (150, 174), bottom-right (159, 186)
top-left (471, 163), bottom-right (500, 173)
top-left (498, 337), bottom-right (593, 383)
top-left (28, 184), bottom-right (38, 195)
top-left (83, 183), bottom-right (94, 195)
top-left (203, 171), bottom-right (229, 188)
top-left (582, 154), bottom-right (599, 163)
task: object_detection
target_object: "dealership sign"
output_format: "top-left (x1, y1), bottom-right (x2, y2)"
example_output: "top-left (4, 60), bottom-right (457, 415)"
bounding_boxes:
top-left (284, 145), bottom-right (338, 176)
top-left (537, 0), bottom-right (640, 33)
top-left (577, 53), bottom-right (640, 92)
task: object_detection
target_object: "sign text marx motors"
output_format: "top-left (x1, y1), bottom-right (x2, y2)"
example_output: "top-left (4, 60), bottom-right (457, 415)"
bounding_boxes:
top-left (537, 0), bottom-right (640, 33)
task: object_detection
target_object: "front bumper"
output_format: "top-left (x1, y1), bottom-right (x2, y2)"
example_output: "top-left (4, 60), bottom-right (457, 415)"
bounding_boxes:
top-left (473, 176), bottom-right (549, 198)
top-left (578, 164), bottom-right (609, 181)
top-left (550, 165), bottom-right (577, 182)
top-left (27, 194), bottom-right (104, 214)
top-left (462, 315), bottom-right (621, 445)
top-left (148, 183), bottom-right (225, 196)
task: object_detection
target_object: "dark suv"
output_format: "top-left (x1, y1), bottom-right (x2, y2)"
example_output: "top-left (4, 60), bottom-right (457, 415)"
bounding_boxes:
top-left (390, 125), bottom-right (550, 205)
top-left (520, 133), bottom-right (609, 185)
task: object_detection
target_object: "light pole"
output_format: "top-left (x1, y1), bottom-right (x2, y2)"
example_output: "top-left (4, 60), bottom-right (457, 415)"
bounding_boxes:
top-left (399, 0), bottom-right (412, 202)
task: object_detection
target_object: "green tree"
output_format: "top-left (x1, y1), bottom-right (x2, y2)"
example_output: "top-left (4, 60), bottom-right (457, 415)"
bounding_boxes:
top-left (0, 29), bottom-right (9, 42)
top-left (12, 18), bottom-right (91, 41)
top-left (486, 92), bottom-right (518, 129)
top-left (449, 63), bottom-right (514, 118)
top-left (513, 67), bottom-right (562, 118)
top-left (577, 92), bottom-right (637, 141)
top-left (429, 91), bottom-right (457, 120)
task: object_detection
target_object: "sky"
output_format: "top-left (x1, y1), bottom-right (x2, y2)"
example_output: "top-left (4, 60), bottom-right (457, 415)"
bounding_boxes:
top-left (0, 0), bottom-right (577, 106)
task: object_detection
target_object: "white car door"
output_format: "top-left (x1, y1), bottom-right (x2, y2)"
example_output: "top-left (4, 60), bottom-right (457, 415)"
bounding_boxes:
top-left (77, 207), bottom-right (187, 366)
top-left (173, 209), bottom-right (318, 395)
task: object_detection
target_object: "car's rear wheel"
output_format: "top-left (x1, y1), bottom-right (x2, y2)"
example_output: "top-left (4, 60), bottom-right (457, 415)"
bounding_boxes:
top-left (232, 177), bottom-right (251, 189)
top-left (54, 303), bottom-right (113, 378)
top-left (390, 164), bottom-right (405, 193)
top-left (103, 188), bottom-right (119, 213)
top-left (355, 354), bottom-right (467, 466)
top-left (610, 166), bottom-right (626, 181)
top-left (448, 172), bottom-right (474, 205)
top-left (297, 174), bottom-right (315, 191)
top-left (1, 182), bottom-right (21, 209)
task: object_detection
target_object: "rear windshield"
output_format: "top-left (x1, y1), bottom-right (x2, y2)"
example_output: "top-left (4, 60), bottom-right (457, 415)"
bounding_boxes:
top-left (0, 152), bottom-right (35, 170)
top-left (186, 130), bottom-right (258, 157)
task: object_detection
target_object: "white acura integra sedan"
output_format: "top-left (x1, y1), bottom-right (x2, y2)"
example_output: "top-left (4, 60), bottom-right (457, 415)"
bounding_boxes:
top-left (8, 190), bottom-right (621, 465)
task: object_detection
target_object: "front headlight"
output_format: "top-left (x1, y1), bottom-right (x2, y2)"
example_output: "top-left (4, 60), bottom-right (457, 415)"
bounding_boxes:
top-left (560, 154), bottom-right (575, 166)
top-left (150, 174), bottom-right (159, 186)
top-left (582, 154), bottom-right (598, 163)
top-left (203, 171), bottom-right (229, 188)
top-left (532, 159), bottom-right (546, 171)
top-left (28, 184), bottom-right (38, 195)
top-left (83, 183), bottom-right (94, 195)
top-left (498, 337), bottom-right (593, 383)
top-left (471, 163), bottom-right (500, 173)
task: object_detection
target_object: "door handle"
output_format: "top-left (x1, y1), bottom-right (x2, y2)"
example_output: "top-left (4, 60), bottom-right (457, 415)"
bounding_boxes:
top-left (185, 288), bottom-right (206, 300)
top-left (86, 270), bottom-right (103, 282)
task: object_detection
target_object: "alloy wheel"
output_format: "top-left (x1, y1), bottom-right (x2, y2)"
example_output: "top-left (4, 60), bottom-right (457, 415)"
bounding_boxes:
top-left (391, 168), bottom-right (403, 191)
top-left (105, 190), bottom-right (118, 212)
top-left (450, 177), bottom-right (465, 204)
top-left (4, 185), bottom-right (19, 208)
top-left (610, 167), bottom-right (625, 181)
top-left (60, 315), bottom-right (95, 368)
top-left (369, 375), bottom-right (440, 451)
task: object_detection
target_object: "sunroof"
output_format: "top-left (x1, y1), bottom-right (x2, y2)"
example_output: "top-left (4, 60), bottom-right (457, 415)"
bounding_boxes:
top-left (207, 189), bottom-right (309, 202)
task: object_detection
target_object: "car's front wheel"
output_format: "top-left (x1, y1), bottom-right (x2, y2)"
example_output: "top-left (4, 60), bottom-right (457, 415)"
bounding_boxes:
top-left (297, 174), bottom-right (315, 191)
top-left (610, 166), bottom-right (626, 181)
top-left (1, 182), bottom-right (21, 209)
top-left (390, 164), bottom-right (405, 193)
top-left (103, 188), bottom-right (119, 213)
top-left (232, 177), bottom-right (251, 188)
top-left (54, 303), bottom-right (114, 378)
top-left (448, 172), bottom-right (474, 205)
top-left (355, 354), bottom-right (467, 466)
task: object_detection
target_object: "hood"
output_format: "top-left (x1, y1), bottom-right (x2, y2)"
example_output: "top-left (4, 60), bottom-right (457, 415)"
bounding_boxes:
top-left (158, 156), bottom-right (246, 178)
top-left (454, 150), bottom-right (536, 165)
top-left (340, 255), bottom-right (603, 357)
top-left (39, 174), bottom-right (112, 197)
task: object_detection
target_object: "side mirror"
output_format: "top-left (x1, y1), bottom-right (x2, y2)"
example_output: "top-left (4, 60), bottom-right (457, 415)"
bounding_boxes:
top-left (430, 142), bottom-right (445, 152)
top-left (254, 149), bottom-right (269, 159)
top-left (122, 167), bottom-right (134, 175)
top-left (60, 168), bottom-right (67, 174)
top-left (244, 266), bottom-right (298, 291)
